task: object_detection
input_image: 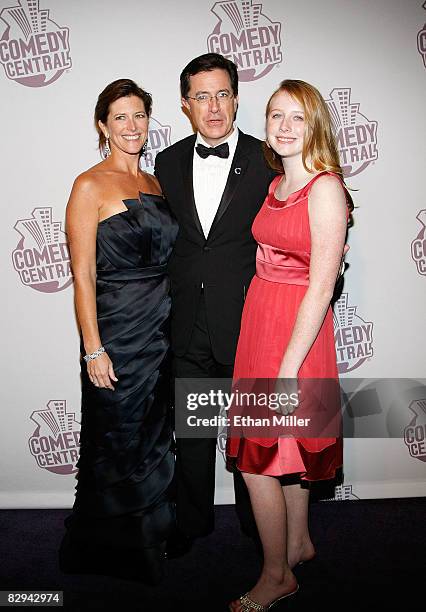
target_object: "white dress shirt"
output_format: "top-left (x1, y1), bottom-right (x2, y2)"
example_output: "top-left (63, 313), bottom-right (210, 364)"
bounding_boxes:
top-left (193, 127), bottom-right (239, 238)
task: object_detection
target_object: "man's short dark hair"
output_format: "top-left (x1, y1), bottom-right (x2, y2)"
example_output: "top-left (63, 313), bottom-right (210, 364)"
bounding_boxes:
top-left (180, 53), bottom-right (239, 99)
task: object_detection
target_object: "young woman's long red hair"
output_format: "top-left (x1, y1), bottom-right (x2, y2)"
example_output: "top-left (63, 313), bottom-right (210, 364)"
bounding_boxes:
top-left (263, 79), bottom-right (354, 212)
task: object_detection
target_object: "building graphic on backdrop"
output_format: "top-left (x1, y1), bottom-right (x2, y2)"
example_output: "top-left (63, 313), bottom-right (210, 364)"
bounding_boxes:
top-left (418, 2), bottom-right (426, 69)
top-left (333, 293), bottom-right (374, 374)
top-left (28, 400), bottom-right (80, 475)
top-left (0, 0), bottom-right (71, 87)
top-left (207, 0), bottom-right (282, 81)
top-left (411, 210), bottom-right (426, 276)
top-left (404, 399), bottom-right (426, 462)
top-left (324, 484), bottom-right (360, 501)
top-left (139, 117), bottom-right (172, 174)
top-left (326, 88), bottom-right (378, 177)
top-left (12, 207), bottom-right (73, 293)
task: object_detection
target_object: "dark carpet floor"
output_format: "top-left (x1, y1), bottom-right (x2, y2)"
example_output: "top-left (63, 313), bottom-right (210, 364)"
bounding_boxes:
top-left (0, 498), bottom-right (425, 611)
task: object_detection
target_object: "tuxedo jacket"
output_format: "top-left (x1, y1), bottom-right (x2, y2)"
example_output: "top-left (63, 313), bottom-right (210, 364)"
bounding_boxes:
top-left (155, 130), bottom-right (275, 364)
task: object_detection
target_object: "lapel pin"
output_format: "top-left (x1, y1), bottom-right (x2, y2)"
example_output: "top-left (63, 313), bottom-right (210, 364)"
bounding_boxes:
top-left (234, 167), bottom-right (242, 175)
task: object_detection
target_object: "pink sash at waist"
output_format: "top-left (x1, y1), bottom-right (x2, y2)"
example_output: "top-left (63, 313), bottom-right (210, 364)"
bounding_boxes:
top-left (256, 243), bottom-right (310, 285)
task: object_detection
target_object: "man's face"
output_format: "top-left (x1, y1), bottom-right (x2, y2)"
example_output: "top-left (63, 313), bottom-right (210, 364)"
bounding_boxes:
top-left (182, 68), bottom-right (238, 146)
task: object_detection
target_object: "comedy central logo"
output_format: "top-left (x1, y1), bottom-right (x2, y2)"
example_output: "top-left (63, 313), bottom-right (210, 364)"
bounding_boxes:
top-left (28, 400), bottom-right (80, 475)
top-left (404, 399), bottom-right (426, 462)
top-left (412, 210), bottom-right (426, 276)
top-left (139, 117), bottom-right (172, 173)
top-left (0, 0), bottom-right (71, 87)
top-left (333, 293), bottom-right (373, 374)
top-left (418, 2), bottom-right (426, 69)
top-left (326, 88), bottom-right (378, 177)
top-left (12, 207), bottom-right (73, 293)
top-left (207, 0), bottom-right (282, 82)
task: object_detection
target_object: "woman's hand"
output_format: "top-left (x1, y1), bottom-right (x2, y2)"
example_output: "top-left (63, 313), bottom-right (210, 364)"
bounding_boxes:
top-left (273, 376), bottom-right (300, 415)
top-left (87, 352), bottom-right (118, 390)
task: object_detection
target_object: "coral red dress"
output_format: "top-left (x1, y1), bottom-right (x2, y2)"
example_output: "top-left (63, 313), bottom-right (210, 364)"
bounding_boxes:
top-left (226, 171), bottom-right (347, 481)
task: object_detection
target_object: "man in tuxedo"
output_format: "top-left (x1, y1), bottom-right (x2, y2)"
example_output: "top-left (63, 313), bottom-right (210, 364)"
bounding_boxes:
top-left (155, 53), bottom-right (275, 555)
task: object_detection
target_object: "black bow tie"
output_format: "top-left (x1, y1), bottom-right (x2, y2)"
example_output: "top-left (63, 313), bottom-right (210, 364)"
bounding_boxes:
top-left (196, 142), bottom-right (229, 159)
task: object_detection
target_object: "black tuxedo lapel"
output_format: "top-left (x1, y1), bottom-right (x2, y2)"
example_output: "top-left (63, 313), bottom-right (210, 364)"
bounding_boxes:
top-left (208, 132), bottom-right (250, 237)
top-left (180, 136), bottom-right (204, 237)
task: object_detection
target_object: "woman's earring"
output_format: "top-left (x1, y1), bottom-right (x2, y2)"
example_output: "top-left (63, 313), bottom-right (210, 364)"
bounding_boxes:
top-left (141, 140), bottom-right (148, 158)
top-left (104, 136), bottom-right (111, 158)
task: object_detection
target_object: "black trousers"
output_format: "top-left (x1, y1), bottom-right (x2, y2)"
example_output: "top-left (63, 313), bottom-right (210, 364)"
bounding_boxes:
top-left (173, 294), bottom-right (257, 539)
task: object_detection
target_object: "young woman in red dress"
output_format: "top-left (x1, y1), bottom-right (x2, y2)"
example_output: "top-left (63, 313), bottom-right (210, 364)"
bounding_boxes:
top-left (227, 80), bottom-right (353, 611)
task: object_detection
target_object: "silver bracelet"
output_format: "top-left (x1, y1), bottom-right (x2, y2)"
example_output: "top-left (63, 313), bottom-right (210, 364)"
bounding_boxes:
top-left (83, 346), bottom-right (105, 363)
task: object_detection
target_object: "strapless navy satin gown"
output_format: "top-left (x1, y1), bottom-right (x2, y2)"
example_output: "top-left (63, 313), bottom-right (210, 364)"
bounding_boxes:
top-left (60, 193), bottom-right (178, 583)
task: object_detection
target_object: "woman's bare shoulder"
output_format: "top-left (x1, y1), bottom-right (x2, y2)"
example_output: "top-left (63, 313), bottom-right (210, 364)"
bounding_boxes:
top-left (72, 162), bottom-right (109, 194)
top-left (310, 173), bottom-right (343, 194)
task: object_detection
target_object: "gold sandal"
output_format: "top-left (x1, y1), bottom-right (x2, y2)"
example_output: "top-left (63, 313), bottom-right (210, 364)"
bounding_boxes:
top-left (232, 585), bottom-right (299, 611)
top-left (238, 593), bottom-right (268, 612)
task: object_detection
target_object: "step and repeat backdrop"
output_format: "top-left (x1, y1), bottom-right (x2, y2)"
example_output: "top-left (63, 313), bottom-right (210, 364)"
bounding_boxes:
top-left (1, 0), bottom-right (425, 507)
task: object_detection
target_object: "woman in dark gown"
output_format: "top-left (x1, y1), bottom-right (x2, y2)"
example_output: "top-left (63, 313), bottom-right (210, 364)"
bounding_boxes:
top-left (59, 80), bottom-right (178, 584)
